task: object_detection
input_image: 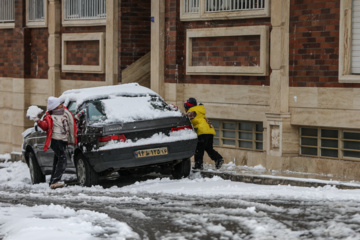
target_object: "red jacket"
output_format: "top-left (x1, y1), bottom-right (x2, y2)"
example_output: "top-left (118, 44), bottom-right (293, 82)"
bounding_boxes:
top-left (37, 107), bottom-right (77, 151)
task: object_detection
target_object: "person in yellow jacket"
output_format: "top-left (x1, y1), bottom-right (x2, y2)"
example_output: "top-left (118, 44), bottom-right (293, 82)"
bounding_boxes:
top-left (184, 97), bottom-right (224, 170)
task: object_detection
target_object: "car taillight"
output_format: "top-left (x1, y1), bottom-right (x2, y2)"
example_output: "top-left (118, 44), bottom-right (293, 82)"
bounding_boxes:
top-left (98, 134), bottom-right (126, 142)
top-left (171, 125), bottom-right (193, 132)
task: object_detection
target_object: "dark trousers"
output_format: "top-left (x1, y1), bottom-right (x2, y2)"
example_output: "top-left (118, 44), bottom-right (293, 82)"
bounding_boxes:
top-left (195, 134), bottom-right (223, 166)
top-left (50, 139), bottom-right (68, 185)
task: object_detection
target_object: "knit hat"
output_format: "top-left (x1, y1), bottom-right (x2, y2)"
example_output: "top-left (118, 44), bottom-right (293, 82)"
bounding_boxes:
top-left (184, 97), bottom-right (197, 110)
top-left (47, 96), bottom-right (61, 111)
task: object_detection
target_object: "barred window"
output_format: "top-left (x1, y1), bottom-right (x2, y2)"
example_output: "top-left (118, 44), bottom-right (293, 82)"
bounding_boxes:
top-left (28, 0), bottom-right (45, 22)
top-left (211, 119), bottom-right (263, 151)
top-left (184, 0), bottom-right (265, 14)
top-left (0, 0), bottom-right (14, 23)
top-left (64, 0), bottom-right (106, 20)
top-left (300, 128), bottom-right (360, 160)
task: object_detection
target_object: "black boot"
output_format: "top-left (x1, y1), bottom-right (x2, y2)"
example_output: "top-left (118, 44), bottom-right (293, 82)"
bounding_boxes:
top-left (215, 159), bottom-right (224, 169)
top-left (192, 162), bottom-right (203, 170)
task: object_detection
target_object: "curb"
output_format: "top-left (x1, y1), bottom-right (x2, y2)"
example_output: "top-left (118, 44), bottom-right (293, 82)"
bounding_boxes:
top-left (199, 171), bottom-right (360, 190)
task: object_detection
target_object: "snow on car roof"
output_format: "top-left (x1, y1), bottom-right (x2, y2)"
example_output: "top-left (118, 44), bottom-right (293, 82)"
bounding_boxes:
top-left (59, 83), bottom-right (158, 108)
top-left (59, 83), bottom-right (182, 122)
top-left (99, 95), bottom-right (181, 123)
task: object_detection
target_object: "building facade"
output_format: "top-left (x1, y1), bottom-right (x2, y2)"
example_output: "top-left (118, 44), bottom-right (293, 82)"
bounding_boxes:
top-left (1, 0), bottom-right (360, 181)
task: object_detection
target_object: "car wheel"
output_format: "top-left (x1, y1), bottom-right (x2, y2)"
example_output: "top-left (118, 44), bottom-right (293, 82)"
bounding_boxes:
top-left (76, 154), bottom-right (99, 187)
top-left (171, 158), bottom-right (191, 179)
top-left (28, 152), bottom-right (45, 184)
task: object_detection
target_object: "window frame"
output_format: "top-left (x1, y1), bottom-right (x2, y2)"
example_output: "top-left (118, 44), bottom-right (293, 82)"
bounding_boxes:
top-left (186, 26), bottom-right (269, 76)
top-left (180, 0), bottom-right (270, 21)
top-left (339, 0), bottom-right (360, 83)
top-left (211, 119), bottom-right (264, 151)
top-left (62, 0), bottom-right (106, 27)
top-left (61, 33), bottom-right (105, 73)
top-left (0, 0), bottom-right (15, 29)
top-left (26, 0), bottom-right (47, 28)
top-left (300, 127), bottom-right (360, 161)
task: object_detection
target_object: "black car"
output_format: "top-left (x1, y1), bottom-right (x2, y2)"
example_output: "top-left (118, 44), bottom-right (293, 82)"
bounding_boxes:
top-left (22, 84), bottom-right (198, 187)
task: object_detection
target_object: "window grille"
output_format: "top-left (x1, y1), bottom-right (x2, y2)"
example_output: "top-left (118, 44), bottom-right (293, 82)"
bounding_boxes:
top-left (206, 0), bottom-right (265, 12)
top-left (64, 0), bottom-right (106, 20)
top-left (184, 0), bottom-right (265, 13)
top-left (28, 0), bottom-right (45, 22)
top-left (211, 119), bottom-right (263, 151)
top-left (300, 127), bottom-right (360, 160)
top-left (0, 0), bottom-right (14, 23)
top-left (184, 0), bottom-right (199, 13)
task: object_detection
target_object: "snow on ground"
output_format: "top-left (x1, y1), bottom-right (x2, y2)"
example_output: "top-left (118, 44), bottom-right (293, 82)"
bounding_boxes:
top-left (0, 203), bottom-right (139, 240)
top-left (1, 161), bottom-right (360, 239)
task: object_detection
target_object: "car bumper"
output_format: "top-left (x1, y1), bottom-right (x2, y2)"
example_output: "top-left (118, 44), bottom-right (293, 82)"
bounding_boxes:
top-left (84, 139), bottom-right (198, 173)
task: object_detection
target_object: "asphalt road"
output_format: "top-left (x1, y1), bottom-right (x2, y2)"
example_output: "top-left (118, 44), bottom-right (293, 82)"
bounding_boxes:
top-left (1, 174), bottom-right (360, 239)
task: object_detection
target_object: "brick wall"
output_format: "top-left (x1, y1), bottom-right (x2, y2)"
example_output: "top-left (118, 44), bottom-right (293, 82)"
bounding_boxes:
top-left (165, 1), bottom-right (271, 85)
top-left (25, 28), bottom-right (48, 79)
top-left (0, 0), bottom-right (27, 79)
top-left (65, 40), bottom-right (100, 66)
top-left (0, 29), bottom-right (15, 78)
top-left (289, 0), bottom-right (360, 88)
top-left (119, 0), bottom-right (151, 82)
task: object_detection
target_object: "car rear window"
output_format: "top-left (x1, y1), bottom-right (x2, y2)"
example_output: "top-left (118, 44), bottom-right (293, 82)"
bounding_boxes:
top-left (87, 95), bottom-right (181, 123)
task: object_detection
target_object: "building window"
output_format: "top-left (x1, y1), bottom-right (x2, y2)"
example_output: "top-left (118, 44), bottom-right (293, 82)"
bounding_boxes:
top-left (211, 119), bottom-right (263, 151)
top-left (186, 26), bottom-right (269, 76)
top-left (27, 0), bottom-right (47, 28)
top-left (63, 0), bottom-right (106, 26)
top-left (339, 0), bottom-right (360, 82)
top-left (0, 0), bottom-right (15, 29)
top-left (181, 0), bottom-right (270, 21)
top-left (300, 127), bottom-right (360, 160)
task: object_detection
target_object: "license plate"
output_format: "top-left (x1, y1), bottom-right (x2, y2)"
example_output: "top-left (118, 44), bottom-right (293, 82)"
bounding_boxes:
top-left (134, 147), bottom-right (168, 158)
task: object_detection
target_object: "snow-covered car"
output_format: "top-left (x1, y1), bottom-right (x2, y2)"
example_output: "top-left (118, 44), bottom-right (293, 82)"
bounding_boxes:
top-left (22, 83), bottom-right (198, 187)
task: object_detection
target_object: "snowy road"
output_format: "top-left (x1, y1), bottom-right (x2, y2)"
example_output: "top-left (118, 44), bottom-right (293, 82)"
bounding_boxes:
top-left (1, 161), bottom-right (360, 239)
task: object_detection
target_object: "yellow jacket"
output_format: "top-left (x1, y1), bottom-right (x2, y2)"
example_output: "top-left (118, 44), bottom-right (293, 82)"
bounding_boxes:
top-left (188, 105), bottom-right (216, 136)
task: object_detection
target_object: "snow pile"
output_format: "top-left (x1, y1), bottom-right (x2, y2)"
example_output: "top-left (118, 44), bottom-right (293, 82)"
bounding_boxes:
top-left (98, 128), bottom-right (197, 151)
top-left (0, 161), bottom-right (32, 186)
top-left (101, 95), bottom-right (181, 123)
top-left (26, 105), bottom-right (43, 120)
top-left (0, 203), bottom-right (139, 240)
top-left (0, 153), bottom-right (11, 161)
top-left (60, 83), bottom-right (157, 109)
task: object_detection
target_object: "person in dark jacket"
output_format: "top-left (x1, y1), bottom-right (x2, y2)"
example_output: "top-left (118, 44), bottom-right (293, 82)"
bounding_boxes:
top-left (35, 97), bottom-right (77, 189)
top-left (184, 97), bottom-right (224, 170)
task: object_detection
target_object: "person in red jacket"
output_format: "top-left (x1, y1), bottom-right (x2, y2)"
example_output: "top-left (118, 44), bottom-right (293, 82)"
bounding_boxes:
top-left (36, 96), bottom-right (77, 189)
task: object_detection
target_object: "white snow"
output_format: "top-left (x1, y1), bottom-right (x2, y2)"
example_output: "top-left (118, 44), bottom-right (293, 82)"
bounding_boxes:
top-left (0, 153), bottom-right (11, 160)
top-left (59, 83), bottom-right (157, 108)
top-left (101, 95), bottom-right (181, 123)
top-left (26, 105), bottom-right (43, 120)
top-left (0, 203), bottom-right (139, 240)
top-left (98, 129), bottom-right (197, 151)
top-left (58, 83), bottom-right (183, 123)
top-left (1, 160), bottom-right (360, 239)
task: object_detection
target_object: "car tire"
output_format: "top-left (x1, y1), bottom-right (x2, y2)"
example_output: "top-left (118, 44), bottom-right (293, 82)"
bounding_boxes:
top-left (28, 151), bottom-right (46, 184)
top-left (76, 154), bottom-right (99, 187)
top-left (171, 158), bottom-right (191, 179)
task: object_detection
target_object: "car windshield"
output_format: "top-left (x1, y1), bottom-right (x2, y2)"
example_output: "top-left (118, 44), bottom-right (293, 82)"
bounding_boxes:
top-left (87, 94), bottom-right (180, 124)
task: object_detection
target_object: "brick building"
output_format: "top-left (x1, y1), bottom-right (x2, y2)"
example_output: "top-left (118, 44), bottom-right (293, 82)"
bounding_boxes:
top-left (1, 0), bottom-right (360, 181)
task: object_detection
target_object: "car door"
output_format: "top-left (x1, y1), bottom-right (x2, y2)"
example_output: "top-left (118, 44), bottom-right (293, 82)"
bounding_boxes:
top-left (65, 101), bottom-right (77, 168)
top-left (35, 122), bottom-right (55, 169)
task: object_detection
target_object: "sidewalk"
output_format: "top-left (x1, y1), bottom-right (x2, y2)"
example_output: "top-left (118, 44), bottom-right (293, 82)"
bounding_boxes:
top-left (198, 163), bottom-right (360, 190)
